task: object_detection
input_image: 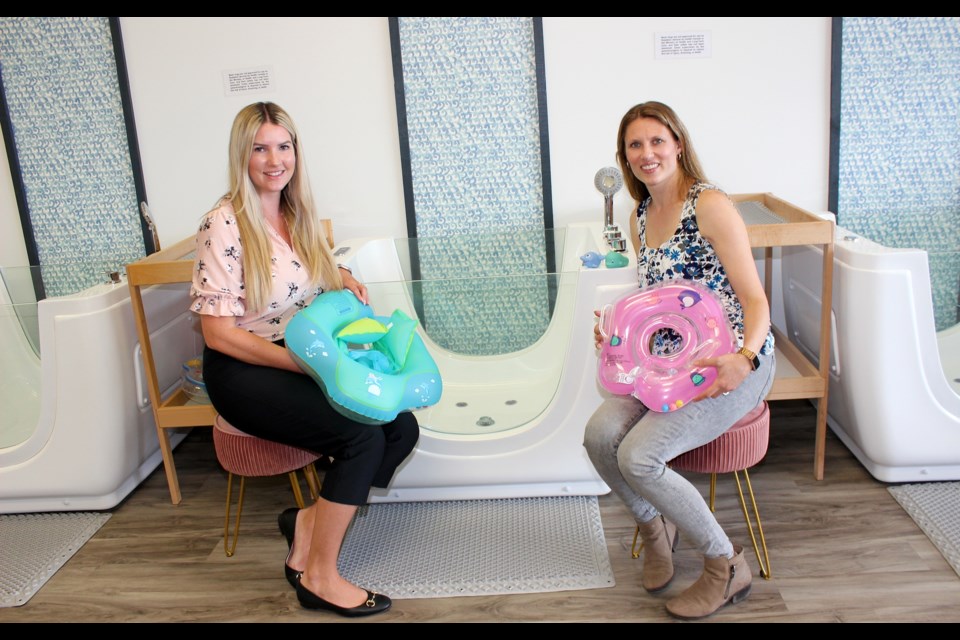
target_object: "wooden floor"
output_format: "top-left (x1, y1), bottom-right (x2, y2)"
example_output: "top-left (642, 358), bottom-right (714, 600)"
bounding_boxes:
top-left (3, 400), bottom-right (959, 623)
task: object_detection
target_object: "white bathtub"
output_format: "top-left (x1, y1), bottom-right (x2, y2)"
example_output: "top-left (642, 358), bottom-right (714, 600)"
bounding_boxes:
top-left (0, 273), bottom-right (201, 513)
top-left (336, 222), bottom-right (637, 501)
top-left (782, 222), bottom-right (960, 482)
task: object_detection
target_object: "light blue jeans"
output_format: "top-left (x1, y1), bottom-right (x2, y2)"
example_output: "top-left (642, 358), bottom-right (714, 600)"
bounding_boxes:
top-left (584, 353), bottom-right (775, 558)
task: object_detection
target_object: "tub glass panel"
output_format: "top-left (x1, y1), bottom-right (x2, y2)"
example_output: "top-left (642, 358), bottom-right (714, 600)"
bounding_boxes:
top-left (929, 250), bottom-right (960, 330)
top-left (360, 227), bottom-right (578, 436)
top-left (0, 265), bottom-right (41, 356)
top-left (0, 267), bottom-right (41, 449)
top-left (0, 299), bottom-right (41, 450)
top-left (391, 227), bottom-right (566, 356)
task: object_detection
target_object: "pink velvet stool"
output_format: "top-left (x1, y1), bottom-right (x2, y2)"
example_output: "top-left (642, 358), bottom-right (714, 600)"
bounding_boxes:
top-left (631, 401), bottom-right (772, 578)
top-left (212, 414), bottom-right (322, 557)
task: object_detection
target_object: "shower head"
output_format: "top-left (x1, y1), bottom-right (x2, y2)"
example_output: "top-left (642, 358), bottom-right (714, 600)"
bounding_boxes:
top-left (595, 167), bottom-right (624, 230)
top-left (594, 166), bottom-right (623, 198)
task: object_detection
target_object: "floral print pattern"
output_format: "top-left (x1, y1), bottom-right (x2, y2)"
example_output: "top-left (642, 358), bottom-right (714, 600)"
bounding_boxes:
top-left (189, 200), bottom-right (325, 341)
top-left (636, 182), bottom-right (774, 355)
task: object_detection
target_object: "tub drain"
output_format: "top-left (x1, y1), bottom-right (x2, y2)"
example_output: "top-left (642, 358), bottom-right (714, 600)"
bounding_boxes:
top-left (505, 399), bottom-right (517, 405)
top-left (476, 416), bottom-right (495, 427)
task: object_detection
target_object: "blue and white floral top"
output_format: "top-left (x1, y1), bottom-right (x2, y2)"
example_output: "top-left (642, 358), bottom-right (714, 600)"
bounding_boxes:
top-left (636, 182), bottom-right (775, 355)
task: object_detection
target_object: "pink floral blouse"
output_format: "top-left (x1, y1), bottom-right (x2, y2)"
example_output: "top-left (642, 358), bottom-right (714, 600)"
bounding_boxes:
top-left (190, 200), bottom-right (326, 341)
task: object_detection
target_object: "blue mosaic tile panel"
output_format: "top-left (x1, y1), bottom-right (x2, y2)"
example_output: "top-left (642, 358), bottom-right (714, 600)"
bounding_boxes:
top-left (838, 17), bottom-right (960, 329)
top-left (414, 232), bottom-right (551, 354)
top-left (396, 17), bottom-right (551, 353)
top-left (929, 251), bottom-right (960, 327)
top-left (0, 17), bottom-right (142, 297)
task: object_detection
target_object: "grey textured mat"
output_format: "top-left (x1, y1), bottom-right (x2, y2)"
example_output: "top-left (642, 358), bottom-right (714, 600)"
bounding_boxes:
top-left (889, 482), bottom-right (960, 578)
top-left (0, 511), bottom-right (111, 607)
top-left (337, 496), bottom-right (615, 598)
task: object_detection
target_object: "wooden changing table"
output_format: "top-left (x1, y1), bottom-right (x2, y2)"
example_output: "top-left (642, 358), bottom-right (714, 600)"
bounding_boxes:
top-left (733, 193), bottom-right (834, 480)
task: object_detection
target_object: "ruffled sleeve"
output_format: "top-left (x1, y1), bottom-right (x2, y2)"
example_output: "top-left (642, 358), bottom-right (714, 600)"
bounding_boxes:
top-left (190, 203), bottom-right (247, 318)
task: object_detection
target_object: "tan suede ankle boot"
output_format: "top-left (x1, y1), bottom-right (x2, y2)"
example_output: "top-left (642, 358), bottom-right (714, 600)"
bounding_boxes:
top-left (636, 515), bottom-right (679, 593)
top-left (665, 544), bottom-right (752, 619)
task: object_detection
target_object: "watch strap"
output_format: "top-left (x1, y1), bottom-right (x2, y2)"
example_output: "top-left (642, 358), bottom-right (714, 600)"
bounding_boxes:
top-left (737, 346), bottom-right (760, 371)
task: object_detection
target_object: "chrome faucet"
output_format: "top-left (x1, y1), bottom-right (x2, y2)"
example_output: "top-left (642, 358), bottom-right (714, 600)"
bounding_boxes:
top-left (594, 167), bottom-right (625, 251)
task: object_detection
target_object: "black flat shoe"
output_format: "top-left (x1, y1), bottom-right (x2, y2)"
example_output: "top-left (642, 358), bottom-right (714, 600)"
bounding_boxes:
top-left (278, 507), bottom-right (298, 548)
top-left (285, 563), bottom-right (302, 589)
top-left (296, 582), bottom-right (392, 617)
top-left (279, 508), bottom-right (302, 589)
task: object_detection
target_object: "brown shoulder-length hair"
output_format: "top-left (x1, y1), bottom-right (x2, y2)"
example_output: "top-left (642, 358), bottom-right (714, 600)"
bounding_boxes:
top-left (615, 101), bottom-right (708, 204)
top-left (224, 102), bottom-right (341, 312)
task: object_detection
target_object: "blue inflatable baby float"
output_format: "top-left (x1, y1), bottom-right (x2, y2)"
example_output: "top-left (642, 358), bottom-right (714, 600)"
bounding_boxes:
top-left (285, 289), bottom-right (442, 425)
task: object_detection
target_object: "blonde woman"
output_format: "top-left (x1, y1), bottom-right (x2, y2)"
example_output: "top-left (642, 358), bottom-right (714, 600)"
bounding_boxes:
top-left (191, 102), bottom-right (418, 618)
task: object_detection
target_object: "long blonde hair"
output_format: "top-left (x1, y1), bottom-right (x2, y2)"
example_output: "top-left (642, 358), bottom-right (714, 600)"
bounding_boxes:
top-left (616, 101), bottom-right (709, 204)
top-left (224, 102), bottom-right (341, 312)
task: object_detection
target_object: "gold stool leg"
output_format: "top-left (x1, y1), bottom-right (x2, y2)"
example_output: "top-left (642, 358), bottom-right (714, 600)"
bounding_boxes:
top-left (631, 525), bottom-right (642, 559)
top-left (287, 471), bottom-right (306, 509)
top-left (733, 468), bottom-right (771, 579)
top-left (223, 472), bottom-right (247, 558)
top-left (303, 463), bottom-right (321, 502)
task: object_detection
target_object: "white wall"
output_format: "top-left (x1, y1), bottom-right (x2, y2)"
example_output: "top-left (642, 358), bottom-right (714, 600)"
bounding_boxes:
top-left (117, 16), bottom-right (405, 247)
top-left (1, 17), bottom-right (831, 262)
top-left (544, 17), bottom-right (831, 229)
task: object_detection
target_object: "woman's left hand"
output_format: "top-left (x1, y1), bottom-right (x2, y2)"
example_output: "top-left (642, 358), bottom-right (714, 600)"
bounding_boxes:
top-left (690, 352), bottom-right (753, 401)
top-left (339, 267), bottom-right (369, 305)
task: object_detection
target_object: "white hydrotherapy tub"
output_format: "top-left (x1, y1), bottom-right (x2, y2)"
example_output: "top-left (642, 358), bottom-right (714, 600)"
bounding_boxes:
top-left (782, 223), bottom-right (960, 482)
top-left (0, 270), bottom-right (200, 513)
top-left (335, 222), bottom-right (637, 501)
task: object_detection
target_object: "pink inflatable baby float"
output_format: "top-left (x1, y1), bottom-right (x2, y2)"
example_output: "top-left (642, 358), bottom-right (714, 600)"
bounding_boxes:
top-left (597, 280), bottom-right (736, 412)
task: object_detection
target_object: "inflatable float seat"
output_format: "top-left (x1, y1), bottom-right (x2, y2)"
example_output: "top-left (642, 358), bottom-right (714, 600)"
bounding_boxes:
top-left (286, 290), bottom-right (443, 425)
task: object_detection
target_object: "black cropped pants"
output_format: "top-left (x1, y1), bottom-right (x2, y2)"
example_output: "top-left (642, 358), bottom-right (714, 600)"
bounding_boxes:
top-left (202, 344), bottom-right (419, 506)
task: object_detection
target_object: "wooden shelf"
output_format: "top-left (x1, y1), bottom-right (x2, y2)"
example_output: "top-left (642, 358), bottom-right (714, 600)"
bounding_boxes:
top-left (155, 390), bottom-right (217, 429)
top-left (733, 192), bottom-right (835, 480)
top-left (767, 327), bottom-right (828, 400)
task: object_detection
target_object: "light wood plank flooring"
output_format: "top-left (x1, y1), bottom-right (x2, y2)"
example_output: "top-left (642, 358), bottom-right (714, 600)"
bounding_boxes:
top-left (3, 400), bottom-right (959, 623)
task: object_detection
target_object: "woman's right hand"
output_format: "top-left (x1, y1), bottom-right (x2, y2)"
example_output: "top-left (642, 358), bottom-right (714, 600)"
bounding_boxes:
top-left (339, 268), bottom-right (368, 305)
